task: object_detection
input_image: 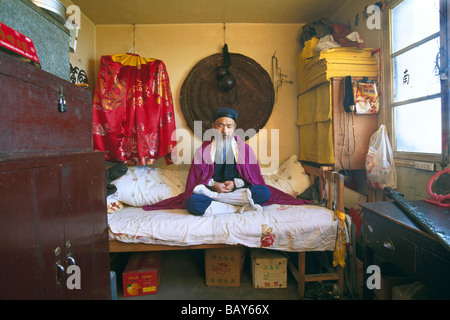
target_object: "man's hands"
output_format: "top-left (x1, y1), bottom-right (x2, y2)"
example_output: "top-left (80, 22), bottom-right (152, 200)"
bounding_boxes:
top-left (212, 180), bottom-right (235, 193)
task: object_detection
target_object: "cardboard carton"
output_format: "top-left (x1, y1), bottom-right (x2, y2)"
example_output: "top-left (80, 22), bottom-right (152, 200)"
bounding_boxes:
top-left (205, 247), bottom-right (246, 287)
top-left (251, 249), bottom-right (287, 289)
top-left (122, 252), bottom-right (161, 297)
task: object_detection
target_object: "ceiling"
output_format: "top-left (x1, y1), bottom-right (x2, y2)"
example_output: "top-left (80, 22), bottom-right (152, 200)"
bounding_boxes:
top-left (70, 0), bottom-right (349, 25)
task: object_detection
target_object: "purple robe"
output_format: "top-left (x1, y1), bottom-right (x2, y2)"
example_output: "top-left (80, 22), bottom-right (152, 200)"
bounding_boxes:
top-left (142, 136), bottom-right (310, 211)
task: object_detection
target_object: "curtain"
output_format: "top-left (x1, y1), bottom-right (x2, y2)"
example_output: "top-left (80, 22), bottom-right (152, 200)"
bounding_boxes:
top-left (93, 53), bottom-right (176, 165)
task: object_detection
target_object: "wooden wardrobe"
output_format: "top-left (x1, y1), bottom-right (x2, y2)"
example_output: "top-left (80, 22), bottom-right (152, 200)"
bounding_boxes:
top-left (0, 51), bottom-right (110, 299)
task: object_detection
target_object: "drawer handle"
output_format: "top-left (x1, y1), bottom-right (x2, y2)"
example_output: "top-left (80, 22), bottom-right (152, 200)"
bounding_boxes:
top-left (383, 238), bottom-right (395, 251)
top-left (58, 87), bottom-right (67, 113)
top-left (67, 255), bottom-right (76, 266)
top-left (56, 262), bottom-right (65, 283)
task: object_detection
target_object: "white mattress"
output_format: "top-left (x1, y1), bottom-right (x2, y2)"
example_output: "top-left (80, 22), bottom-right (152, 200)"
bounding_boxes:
top-left (108, 204), bottom-right (339, 252)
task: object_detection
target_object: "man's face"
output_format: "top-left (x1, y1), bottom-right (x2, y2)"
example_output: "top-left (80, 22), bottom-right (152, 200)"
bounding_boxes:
top-left (213, 117), bottom-right (235, 139)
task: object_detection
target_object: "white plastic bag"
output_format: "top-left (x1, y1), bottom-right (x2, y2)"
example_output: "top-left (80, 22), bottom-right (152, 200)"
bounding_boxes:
top-left (365, 125), bottom-right (397, 190)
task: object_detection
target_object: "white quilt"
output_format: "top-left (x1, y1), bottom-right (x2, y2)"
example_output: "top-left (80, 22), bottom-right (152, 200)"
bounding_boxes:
top-left (108, 204), bottom-right (338, 252)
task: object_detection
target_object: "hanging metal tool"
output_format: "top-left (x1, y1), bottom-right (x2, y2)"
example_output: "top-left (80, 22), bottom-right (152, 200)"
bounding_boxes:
top-left (271, 52), bottom-right (293, 103)
top-left (217, 43), bottom-right (236, 92)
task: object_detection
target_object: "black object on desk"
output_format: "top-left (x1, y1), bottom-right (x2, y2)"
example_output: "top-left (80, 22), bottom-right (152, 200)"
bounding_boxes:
top-left (362, 200), bottom-right (450, 299)
top-left (385, 187), bottom-right (450, 252)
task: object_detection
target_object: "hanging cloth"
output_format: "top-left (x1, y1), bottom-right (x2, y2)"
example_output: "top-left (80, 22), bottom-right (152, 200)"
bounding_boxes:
top-left (333, 210), bottom-right (348, 268)
top-left (93, 54), bottom-right (176, 165)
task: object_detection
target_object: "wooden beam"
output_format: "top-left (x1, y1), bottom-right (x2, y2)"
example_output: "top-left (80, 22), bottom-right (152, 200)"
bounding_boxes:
top-left (109, 240), bottom-right (240, 253)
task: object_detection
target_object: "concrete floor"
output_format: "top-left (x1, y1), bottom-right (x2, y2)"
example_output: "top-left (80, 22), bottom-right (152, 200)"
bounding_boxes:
top-left (111, 249), bottom-right (347, 301)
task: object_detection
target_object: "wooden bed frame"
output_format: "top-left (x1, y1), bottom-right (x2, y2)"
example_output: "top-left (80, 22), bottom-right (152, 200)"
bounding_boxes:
top-left (109, 164), bottom-right (345, 299)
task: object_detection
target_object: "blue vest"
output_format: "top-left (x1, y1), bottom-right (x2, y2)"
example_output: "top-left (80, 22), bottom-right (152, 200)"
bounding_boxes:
top-left (213, 145), bottom-right (239, 182)
top-left (213, 160), bottom-right (239, 182)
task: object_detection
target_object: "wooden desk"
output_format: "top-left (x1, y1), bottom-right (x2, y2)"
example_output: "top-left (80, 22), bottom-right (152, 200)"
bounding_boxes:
top-left (361, 201), bottom-right (450, 299)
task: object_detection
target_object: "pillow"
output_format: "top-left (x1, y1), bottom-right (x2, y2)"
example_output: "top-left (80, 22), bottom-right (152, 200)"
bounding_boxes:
top-left (107, 195), bottom-right (124, 214)
top-left (111, 156), bottom-right (309, 206)
top-left (111, 166), bottom-right (188, 207)
top-left (263, 155), bottom-right (310, 197)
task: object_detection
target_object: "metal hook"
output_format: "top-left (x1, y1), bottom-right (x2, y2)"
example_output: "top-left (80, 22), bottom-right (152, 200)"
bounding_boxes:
top-left (271, 52), bottom-right (293, 104)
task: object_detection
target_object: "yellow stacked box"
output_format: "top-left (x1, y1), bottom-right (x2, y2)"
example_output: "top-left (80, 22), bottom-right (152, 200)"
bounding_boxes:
top-left (297, 46), bottom-right (378, 94)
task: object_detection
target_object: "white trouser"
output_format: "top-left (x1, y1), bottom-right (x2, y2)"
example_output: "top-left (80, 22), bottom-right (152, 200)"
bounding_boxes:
top-left (193, 185), bottom-right (262, 216)
top-left (203, 201), bottom-right (238, 217)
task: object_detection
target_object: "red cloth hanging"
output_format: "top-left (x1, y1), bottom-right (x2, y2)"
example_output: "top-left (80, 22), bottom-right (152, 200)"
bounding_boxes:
top-left (93, 54), bottom-right (176, 165)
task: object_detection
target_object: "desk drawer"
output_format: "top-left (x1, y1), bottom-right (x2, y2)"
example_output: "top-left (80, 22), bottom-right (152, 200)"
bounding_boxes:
top-left (417, 248), bottom-right (450, 293)
top-left (365, 212), bottom-right (417, 275)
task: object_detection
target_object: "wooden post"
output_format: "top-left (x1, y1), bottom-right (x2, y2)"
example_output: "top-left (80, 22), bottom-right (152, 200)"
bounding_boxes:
top-left (298, 252), bottom-right (306, 299)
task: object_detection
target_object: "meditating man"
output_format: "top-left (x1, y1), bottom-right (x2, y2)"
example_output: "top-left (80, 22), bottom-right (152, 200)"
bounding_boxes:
top-left (185, 107), bottom-right (272, 215)
top-left (143, 107), bottom-right (309, 215)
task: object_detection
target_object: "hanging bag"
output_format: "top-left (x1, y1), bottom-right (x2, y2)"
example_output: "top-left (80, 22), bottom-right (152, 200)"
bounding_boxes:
top-left (353, 81), bottom-right (380, 114)
top-left (365, 125), bottom-right (397, 190)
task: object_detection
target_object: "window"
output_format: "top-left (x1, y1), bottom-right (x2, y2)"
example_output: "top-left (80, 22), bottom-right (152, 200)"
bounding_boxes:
top-left (384, 0), bottom-right (449, 167)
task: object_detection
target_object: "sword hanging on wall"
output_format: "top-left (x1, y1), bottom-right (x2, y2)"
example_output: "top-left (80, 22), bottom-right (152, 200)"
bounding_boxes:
top-left (384, 187), bottom-right (450, 253)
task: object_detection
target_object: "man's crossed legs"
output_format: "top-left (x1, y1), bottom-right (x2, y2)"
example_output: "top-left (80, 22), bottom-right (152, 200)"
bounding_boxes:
top-left (185, 185), bottom-right (270, 216)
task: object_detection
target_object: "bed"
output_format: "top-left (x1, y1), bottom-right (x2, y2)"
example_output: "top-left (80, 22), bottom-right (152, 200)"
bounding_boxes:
top-left (106, 156), bottom-right (347, 298)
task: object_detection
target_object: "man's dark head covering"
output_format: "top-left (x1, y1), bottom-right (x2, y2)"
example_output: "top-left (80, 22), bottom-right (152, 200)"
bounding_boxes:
top-left (212, 107), bottom-right (239, 122)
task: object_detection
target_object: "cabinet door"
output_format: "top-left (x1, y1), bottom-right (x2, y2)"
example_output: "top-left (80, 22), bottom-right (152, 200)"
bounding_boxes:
top-left (0, 153), bottom-right (110, 300)
top-left (0, 164), bottom-right (66, 299)
top-left (62, 154), bottom-right (110, 299)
